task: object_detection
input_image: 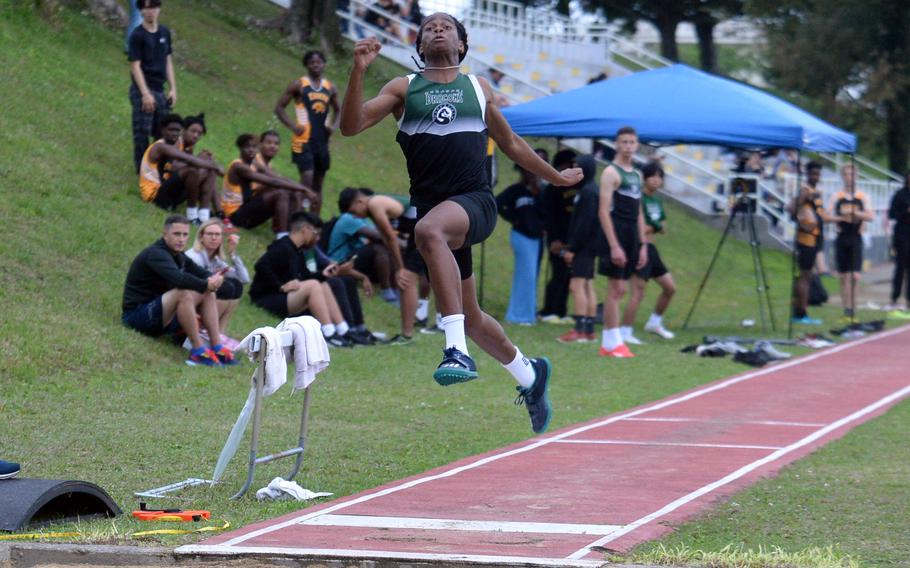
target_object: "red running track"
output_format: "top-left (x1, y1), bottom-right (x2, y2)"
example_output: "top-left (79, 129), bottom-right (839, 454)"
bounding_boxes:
top-left (180, 325), bottom-right (910, 566)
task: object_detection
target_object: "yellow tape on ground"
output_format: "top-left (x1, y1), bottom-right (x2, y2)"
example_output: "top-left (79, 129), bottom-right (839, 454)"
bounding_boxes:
top-left (0, 533), bottom-right (82, 540)
top-left (131, 520), bottom-right (230, 537)
top-left (0, 521), bottom-right (230, 540)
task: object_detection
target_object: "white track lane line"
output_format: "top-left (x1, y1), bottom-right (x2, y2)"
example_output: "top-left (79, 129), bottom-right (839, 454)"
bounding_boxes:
top-left (554, 439), bottom-right (782, 450)
top-left (212, 325), bottom-right (910, 549)
top-left (566, 382), bottom-right (910, 559)
top-left (622, 417), bottom-right (826, 427)
top-left (301, 514), bottom-right (622, 535)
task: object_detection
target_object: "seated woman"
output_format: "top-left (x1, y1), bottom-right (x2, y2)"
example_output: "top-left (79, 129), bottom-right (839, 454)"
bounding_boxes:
top-left (185, 218), bottom-right (250, 340)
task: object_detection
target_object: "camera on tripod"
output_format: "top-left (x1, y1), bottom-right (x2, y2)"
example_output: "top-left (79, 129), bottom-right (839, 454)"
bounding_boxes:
top-left (729, 176), bottom-right (758, 214)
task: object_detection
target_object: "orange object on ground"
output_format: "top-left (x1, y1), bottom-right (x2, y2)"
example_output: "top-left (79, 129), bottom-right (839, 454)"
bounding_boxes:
top-left (132, 503), bottom-right (211, 522)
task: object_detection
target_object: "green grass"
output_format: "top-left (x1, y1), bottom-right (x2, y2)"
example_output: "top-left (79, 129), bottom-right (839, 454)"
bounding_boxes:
top-left (0, 2), bottom-right (907, 565)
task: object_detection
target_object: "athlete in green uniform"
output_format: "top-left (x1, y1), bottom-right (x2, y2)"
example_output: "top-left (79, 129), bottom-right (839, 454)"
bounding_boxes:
top-left (340, 14), bottom-right (582, 434)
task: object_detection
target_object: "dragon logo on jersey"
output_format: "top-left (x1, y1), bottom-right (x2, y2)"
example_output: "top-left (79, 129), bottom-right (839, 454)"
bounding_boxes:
top-left (432, 103), bottom-right (457, 125)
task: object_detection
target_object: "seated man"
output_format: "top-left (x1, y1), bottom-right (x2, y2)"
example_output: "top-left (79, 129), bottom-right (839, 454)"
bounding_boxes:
top-left (223, 133), bottom-right (316, 239)
top-left (139, 113), bottom-right (224, 224)
top-left (172, 113), bottom-right (221, 220)
top-left (249, 211), bottom-right (360, 347)
top-left (326, 187), bottom-right (397, 303)
top-left (122, 214), bottom-right (236, 366)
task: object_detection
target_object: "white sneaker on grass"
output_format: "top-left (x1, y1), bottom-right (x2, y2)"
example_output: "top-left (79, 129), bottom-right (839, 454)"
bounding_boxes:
top-left (645, 322), bottom-right (675, 339)
top-left (622, 330), bottom-right (644, 345)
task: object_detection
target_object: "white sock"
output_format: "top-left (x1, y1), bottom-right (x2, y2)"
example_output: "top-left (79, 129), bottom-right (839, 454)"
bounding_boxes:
top-left (198, 208), bottom-right (211, 222)
top-left (186, 206), bottom-right (199, 221)
top-left (336, 321), bottom-right (350, 336)
top-left (275, 231), bottom-right (289, 240)
top-left (620, 325), bottom-right (633, 339)
top-left (503, 347), bottom-right (535, 388)
top-left (321, 323), bottom-right (336, 338)
top-left (647, 313), bottom-right (663, 327)
top-left (601, 327), bottom-right (623, 351)
top-left (416, 298), bottom-right (429, 320)
top-left (440, 314), bottom-right (469, 354)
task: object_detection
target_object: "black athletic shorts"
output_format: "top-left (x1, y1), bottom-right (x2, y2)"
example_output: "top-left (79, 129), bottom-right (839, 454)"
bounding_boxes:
top-left (230, 193), bottom-right (272, 229)
top-left (835, 233), bottom-right (863, 273)
top-left (122, 295), bottom-right (180, 337)
top-left (253, 293), bottom-right (290, 318)
top-left (292, 143), bottom-right (330, 177)
top-left (153, 171), bottom-right (186, 210)
top-left (796, 243), bottom-right (818, 272)
top-left (216, 277), bottom-right (244, 301)
top-left (570, 250), bottom-right (596, 279)
top-left (417, 191), bottom-right (498, 280)
top-left (635, 243), bottom-right (669, 280)
top-left (598, 221), bottom-right (640, 280)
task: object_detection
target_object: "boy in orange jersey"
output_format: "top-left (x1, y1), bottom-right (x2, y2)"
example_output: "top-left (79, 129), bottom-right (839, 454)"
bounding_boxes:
top-left (223, 134), bottom-right (316, 240)
top-left (274, 50), bottom-right (340, 215)
top-left (138, 113), bottom-right (223, 224)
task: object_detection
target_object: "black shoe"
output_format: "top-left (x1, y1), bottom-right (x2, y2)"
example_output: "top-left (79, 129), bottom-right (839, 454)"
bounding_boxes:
top-left (432, 347), bottom-right (478, 385)
top-left (415, 317), bottom-right (428, 328)
top-left (420, 324), bottom-right (443, 335)
top-left (0, 460), bottom-right (20, 480)
top-left (386, 334), bottom-right (413, 346)
top-left (346, 330), bottom-right (374, 346)
top-left (515, 357), bottom-right (552, 434)
top-left (326, 334), bottom-right (353, 348)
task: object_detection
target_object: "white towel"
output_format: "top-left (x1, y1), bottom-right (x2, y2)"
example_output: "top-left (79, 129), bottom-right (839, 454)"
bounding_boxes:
top-left (237, 326), bottom-right (287, 396)
top-left (278, 316), bottom-right (330, 391)
top-left (255, 476), bottom-right (333, 502)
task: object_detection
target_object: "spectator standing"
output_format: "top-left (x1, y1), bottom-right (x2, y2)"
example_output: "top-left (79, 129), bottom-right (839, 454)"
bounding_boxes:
top-left (829, 164), bottom-right (874, 322)
top-left (887, 172), bottom-right (910, 314)
top-left (558, 154), bottom-right (600, 343)
top-left (539, 149), bottom-right (577, 322)
top-left (620, 161), bottom-right (676, 341)
top-left (496, 153), bottom-right (547, 325)
top-left (128, 0), bottom-right (176, 173)
top-left (597, 127), bottom-right (648, 358)
top-left (185, 219), bottom-right (250, 339)
top-left (789, 161), bottom-right (831, 324)
top-left (274, 50), bottom-right (340, 215)
top-left (122, 215), bottom-right (235, 367)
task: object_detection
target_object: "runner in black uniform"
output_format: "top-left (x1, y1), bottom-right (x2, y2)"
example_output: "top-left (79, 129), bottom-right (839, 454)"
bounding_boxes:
top-left (829, 164), bottom-right (874, 322)
top-left (340, 14), bottom-right (582, 434)
top-left (597, 126), bottom-right (648, 358)
top-left (621, 161), bottom-right (677, 342)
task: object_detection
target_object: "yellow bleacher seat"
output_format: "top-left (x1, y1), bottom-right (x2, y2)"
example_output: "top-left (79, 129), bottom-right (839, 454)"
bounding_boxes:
top-left (685, 175), bottom-right (695, 184)
top-left (547, 79), bottom-right (559, 89)
top-left (570, 67), bottom-right (581, 77)
top-left (555, 58), bottom-right (564, 66)
top-left (460, 65), bottom-right (471, 73)
top-left (522, 95), bottom-right (533, 101)
top-left (530, 71), bottom-right (541, 82)
top-left (711, 160), bottom-right (722, 171)
top-left (476, 45), bottom-right (488, 53)
top-left (510, 62), bottom-right (523, 71)
top-left (502, 84), bottom-right (513, 93)
top-left (494, 54), bottom-right (505, 64)
top-left (665, 164), bottom-right (674, 174)
top-left (693, 150), bottom-right (704, 160)
top-left (538, 52), bottom-right (548, 60)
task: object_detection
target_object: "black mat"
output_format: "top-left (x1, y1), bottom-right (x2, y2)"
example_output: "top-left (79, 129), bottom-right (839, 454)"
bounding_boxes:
top-left (0, 478), bottom-right (121, 531)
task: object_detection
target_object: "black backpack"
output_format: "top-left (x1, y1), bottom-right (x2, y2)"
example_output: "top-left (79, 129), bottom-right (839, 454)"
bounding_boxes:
top-left (808, 274), bottom-right (829, 306)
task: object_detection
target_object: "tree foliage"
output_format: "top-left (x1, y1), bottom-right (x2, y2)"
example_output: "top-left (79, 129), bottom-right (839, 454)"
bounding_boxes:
top-left (581, 0), bottom-right (743, 72)
top-left (749, 0), bottom-right (910, 170)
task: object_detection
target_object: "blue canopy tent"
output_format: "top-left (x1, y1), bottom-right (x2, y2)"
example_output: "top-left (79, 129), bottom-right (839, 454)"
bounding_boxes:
top-left (501, 64), bottom-right (856, 152)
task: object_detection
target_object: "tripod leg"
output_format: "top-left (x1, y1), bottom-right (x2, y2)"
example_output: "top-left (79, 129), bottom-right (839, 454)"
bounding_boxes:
top-left (749, 207), bottom-right (777, 332)
top-left (683, 210), bottom-right (737, 330)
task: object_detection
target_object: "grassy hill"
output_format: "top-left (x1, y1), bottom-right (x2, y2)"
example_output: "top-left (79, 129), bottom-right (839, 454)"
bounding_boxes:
top-left (0, 1), bottom-right (907, 564)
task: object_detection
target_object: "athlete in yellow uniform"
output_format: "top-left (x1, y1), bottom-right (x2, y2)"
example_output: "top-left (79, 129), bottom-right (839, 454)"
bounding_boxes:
top-left (138, 113), bottom-right (223, 223)
top-left (274, 50), bottom-right (340, 215)
top-left (222, 133), bottom-right (315, 239)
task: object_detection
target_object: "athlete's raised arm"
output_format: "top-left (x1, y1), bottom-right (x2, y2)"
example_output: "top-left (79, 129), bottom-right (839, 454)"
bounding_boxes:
top-left (481, 77), bottom-right (581, 187)
top-left (340, 38), bottom-right (408, 136)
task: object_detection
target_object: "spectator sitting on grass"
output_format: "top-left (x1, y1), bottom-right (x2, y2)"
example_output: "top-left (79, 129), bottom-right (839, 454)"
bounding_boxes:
top-left (138, 113), bottom-right (224, 225)
top-left (185, 218), bottom-right (250, 339)
top-left (249, 211), bottom-right (360, 348)
top-left (122, 214), bottom-right (236, 367)
top-left (326, 187), bottom-right (398, 303)
top-left (222, 133), bottom-right (316, 239)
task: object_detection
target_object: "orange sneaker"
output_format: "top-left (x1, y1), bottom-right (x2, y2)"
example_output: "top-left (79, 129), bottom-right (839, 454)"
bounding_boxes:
top-left (557, 329), bottom-right (588, 343)
top-left (584, 332), bottom-right (597, 342)
top-left (598, 344), bottom-right (636, 358)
